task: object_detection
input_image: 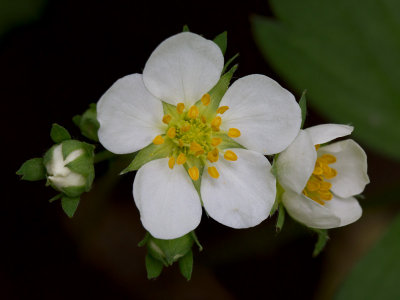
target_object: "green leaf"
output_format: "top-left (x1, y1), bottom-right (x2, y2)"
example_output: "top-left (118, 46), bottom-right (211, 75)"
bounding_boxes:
top-left (252, 0), bottom-right (400, 160)
top-left (312, 228), bottom-right (329, 257)
top-left (299, 90), bottom-right (307, 128)
top-left (276, 204), bottom-right (285, 232)
top-left (145, 254), bottom-right (164, 279)
top-left (213, 31), bottom-right (227, 55)
top-left (120, 139), bottom-right (174, 174)
top-left (182, 24), bottom-right (190, 32)
top-left (50, 123), bottom-right (71, 143)
top-left (179, 250), bottom-right (193, 281)
top-left (335, 214), bottom-right (400, 300)
top-left (16, 157), bottom-right (46, 181)
top-left (61, 196), bottom-right (80, 218)
top-left (72, 103), bottom-right (100, 142)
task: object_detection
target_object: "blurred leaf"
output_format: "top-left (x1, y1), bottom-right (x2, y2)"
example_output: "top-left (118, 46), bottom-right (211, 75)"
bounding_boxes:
top-left (312, 228), bottom-right (329, 257)
top-left (145, 254), bottom-right (163, 279)
top-left (299, 90), bottom-right (307, 128)
top-left (252, 0), bottom-right (400, 160)
top-left (336, 214), bottom-right (400, 300)
top-left (213, 31), bottom-right (227, 55)
top-left (16, 157), bottom-right (46, 181)
top-left (179, 250), bottom-right (193, 281)
top-left (61, 196), bottom-right (80, 218)
top-left (50, 123), bottom-right (71, 143)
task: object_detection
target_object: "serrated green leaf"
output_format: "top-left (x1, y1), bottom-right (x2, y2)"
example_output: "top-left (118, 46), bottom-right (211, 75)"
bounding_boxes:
top-left (276, 204), bottom-right (285, 232)
top-left (179, 250), bottom-right (193, 281)
top-left (61, 196), bottom-right (80, 218)
top-left (16, 157), bottom-right (46, 181)
top-left (145, 254), bottom-right (163, 279)
top-left (50, 123), bottom-right (71, 143)
top-left (299, 90), bottom-right (307, 128)
top-left (312, 228), bottom-right (329, 257)
top-left (182, 24), bottom-right (190, 32)
top-left (252, 0), bottom-right (400, 160)
top-left (213, 31), bottom-right (227, 55)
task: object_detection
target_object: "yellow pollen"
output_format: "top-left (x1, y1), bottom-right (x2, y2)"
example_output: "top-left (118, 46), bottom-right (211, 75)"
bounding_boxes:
top-left (181, 123), bottom-right (191, 132)
top-left (177, 103), bottom-right (185, 114)
top-left (211, 137), bottom-right (222, 147)
top-left (188, 166), bottom-right (200, 181)
top-left (176, 153), bottom-right (187, 165)
top-left (188, 105), bottom-right (199, 119)
top-left (153, 135), bottom-right (164, 145)
top-left (211, 116), bottom-right (222, 131)
top-left (162, 114), bottom-right (172, 124)
top-left (168, 157), bottom-right (175, 169)
top-left (228, 128), bottom-right (241, 138)
top-left (201, 94), bottom-right (211, 106)
top-left (216, 106), bottom-right (229, 114)
top-left (208, 166), bottom-right (219, 179)
top-left (207, 148), bottom-right (219, 163)
top-left (224, 150), bottom-right (238, 161)
top-left (167, 127), bottom-right (176, 138)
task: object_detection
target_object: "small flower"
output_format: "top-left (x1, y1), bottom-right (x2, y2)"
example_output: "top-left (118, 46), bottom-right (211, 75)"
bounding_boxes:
top-left (97, 32), bottom-right (301, 239)
top-left (275, 124), bottom-right (370, 229)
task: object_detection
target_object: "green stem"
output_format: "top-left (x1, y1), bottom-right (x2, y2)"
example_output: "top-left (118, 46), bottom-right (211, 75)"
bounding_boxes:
top-left (94, 150), bottom-right (116, 164)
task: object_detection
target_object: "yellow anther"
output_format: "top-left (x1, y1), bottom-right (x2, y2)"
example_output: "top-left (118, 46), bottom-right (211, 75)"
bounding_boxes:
top-left (318, 190), bottom-right (333, 201)
top-left (324, 168), bottom-right (337, 179)
top-left (176, 153), bottom-right (187, 165)
top-left (168, 157), bottom-right (175, 169)
top-left (178, 139), bottom-right (184, 147)
top-left (201, 94), bottom-right (211, 106)
top-left (207, 148), bottom-right (219, 163)
top-left (224, 150), bottom-right (238, 161)
top-left (306, 177), bottom-right (321, 192)
top-left (319, 154), bottom-right (336, 164)
top-left (177, 103), bottom-right (185, 114)
top-left (216, 106), bottom-right (229, 114)
top-left (190, 141), bottom-right (203, 155)
top-left (162, 114), bottom-right (172, 124)
top-left (320, 181), bottom-right (332, 191)
top-left (315, 144), bottom-right (320, 151)
top-left (153, 135), bottom-right (164, 145)
top-left (167, 127), bottom-right (176, 138)
top-left (188, 105), bottom-right (199, 119)
top-left (211, 116), bottom-right (222, 131)
top-left (181, 123), bottom-right (191, 132)
top-left (228, 128), bottom-right (241, 138)
top-left (211, 137), bottom-right (222, 147)
top-left (188, 166), bottom-right (200, 181)
top-left (208, 166), bottom-right (219, 179)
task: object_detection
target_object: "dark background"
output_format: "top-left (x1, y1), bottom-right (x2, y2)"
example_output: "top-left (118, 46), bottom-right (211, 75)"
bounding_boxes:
top-left (3, 1), bottom-right (398, 299)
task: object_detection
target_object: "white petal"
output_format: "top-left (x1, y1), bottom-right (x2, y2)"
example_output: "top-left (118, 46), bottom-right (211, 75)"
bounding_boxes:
top-left (304, 124), bottom-right (353, 145)
top-left (201, 148), bottom-right (276, 228)
top-left (143, 32), bottom-right (224, 106)
top-left (319, 139), bottom-right (370, 198)
top-left (133, 158), bottom-right (202, 239)
top-left (219, 75), bottom-right (301, 154)
top-left (97, 74), bottom-right (164, 154)
top-left (276, 130), bottom-right (317, 194)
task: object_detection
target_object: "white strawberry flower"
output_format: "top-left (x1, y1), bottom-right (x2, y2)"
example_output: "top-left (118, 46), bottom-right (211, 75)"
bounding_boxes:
top-left (97, 32), bottom-right (301, 239)
top-left (275, 124), bottom-right (370, 229)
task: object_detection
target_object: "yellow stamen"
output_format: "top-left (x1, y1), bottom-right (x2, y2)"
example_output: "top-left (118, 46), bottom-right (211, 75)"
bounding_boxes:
top-left (216, 106), bottom-right (229, 114)
top-left (208, 166), bottom-right (219, 179)
top-left (211, 137), bottom-right (222, 147)
top-left (228, 128), bottom-right (241, 138)
top-left (324, 168), bottom-right (337, 179)
top-left (211, 116), bottom-right (222, 131)
top-left (319, 154), bottom-right (337, 164)
top-left (190, 142), bottom-right (204, 156)
top-left (318, 190), bottom-right (333, 201)
top-left (176, 153), bottom-right (187, 165)
top-left (153, 135), bottom-right (164, 145)
top-left (224, 150), bottom-right (238, 161)
top-left (188, 166), bottom-right (199, 181)
top-left (177, 103), bottom-right (185, 114)
top-left (168, 157), bottom-right (175, 169)
top-left (201, 94), bottom-right (211, 106)
top-left (320, 181), bottom-right (332, 191)
top-left (167, 127), bottom-right (176, 138)
top-left (207, 148), bottom-right (219, 163)
top-left (181, 123), bottom-right (191, 132)
top-left (188, 105), bottom-right (199, 119)
top-left (162, 114), bottom-right (172, 124)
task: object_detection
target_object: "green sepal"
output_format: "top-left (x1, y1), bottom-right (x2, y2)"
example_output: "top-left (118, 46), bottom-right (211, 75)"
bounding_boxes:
top-left (191, 231), bottom-right (203, 251)
top-left (49, 193), bottom-right (62, 203)
top-left (276, 204), bottom-right (285, 232)
top-left (182, 24), bottom-right (190, 32)
top-left (65, 144), bottom-right (95, 192)
top-left (120, 139), bottom-right (174, 174)
top-left (72, 103), bottom-right (100, 142)
top-left (179, 250), bottom-right (193, 281)
top-left (311, 228), bottom-right (329, 257)
top-left (184, 157), bottom-right (204, 200)
top-left (145, 254), bottom-right (164, 279)
top-left (16, 158), bottom-right (46, 181)
top-left (299, 90), bottom-right (307, 128)
top-left (270, 180), bottom-right (284, 216)
top-left (213, 31), bottom-right (227, 55)
top-left (214, 132), bottom-right (245, 150)
top-left (162, 101), bottom-right (179, 119)
top-left (62, 185), bottom-right (86, 198)
top-left (61, 196), bottom-right (80, 218)
top-left (138, 232), bottom-right (150, 247)
top-left (222, 53), bottom-right (239, 74)
top-left (50, 123), bottom-right (71, 143)
top-left (61, 140), bottom-right (86, 160)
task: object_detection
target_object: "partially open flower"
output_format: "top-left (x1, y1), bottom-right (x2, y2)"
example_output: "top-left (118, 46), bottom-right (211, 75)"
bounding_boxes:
top-left (97, 32), bottom-right (301, 239)
top-left (275, 124), bottom-right (370, 229)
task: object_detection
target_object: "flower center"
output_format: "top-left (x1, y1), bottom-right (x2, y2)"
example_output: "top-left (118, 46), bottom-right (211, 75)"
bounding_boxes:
top-left (302, 145), bottom-right (337, 205)
top-left (152, 93), bottom-right (241, 181)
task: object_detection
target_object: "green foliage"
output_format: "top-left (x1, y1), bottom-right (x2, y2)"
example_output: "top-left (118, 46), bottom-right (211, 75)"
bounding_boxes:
top-left (252, 0), bottom-right (400, 160)
top-left (50, 123), bottom-right (71, 143)
top-left (61, 196), bottom-right (80, 218)
top-left (179, 250), bottom-right (193, 281)
top-left (145, 254), bottom-right (164, 279)
top-left (312, 228), bottom-right (329, 257)
top-left (16, 158), bottom-right (46, 181)
top-left (336, 214), bottom-right (400, 300)
top-left (213, 31), bottom-right (227, 55)
top-left (72, 103), bottom-right (100, 142)
top-left (299, 90), bottom-right (307, 128)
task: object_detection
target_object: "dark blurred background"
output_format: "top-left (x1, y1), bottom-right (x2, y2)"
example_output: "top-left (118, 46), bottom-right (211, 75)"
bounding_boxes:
top-left (3, 0), bottom-right (400, 299)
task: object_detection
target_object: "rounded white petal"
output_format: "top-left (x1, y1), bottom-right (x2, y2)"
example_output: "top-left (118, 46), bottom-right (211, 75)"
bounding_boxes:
top-left (201, 148), bottom-right (276, 229)
top-left (143, 32), bottom-right (224, 106)
top-left (276, 130), bottom-right (317, 193)
top-left (133, 158), bottom-right (202, 239)
top-left (219, 75), bottom-right (301, 154)
top-left (319, 139), bottom-right (370, 198)
top-left (97, 74), bottom-right (164, 154)
top-left (304, 124), bottom-right (353, 145)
